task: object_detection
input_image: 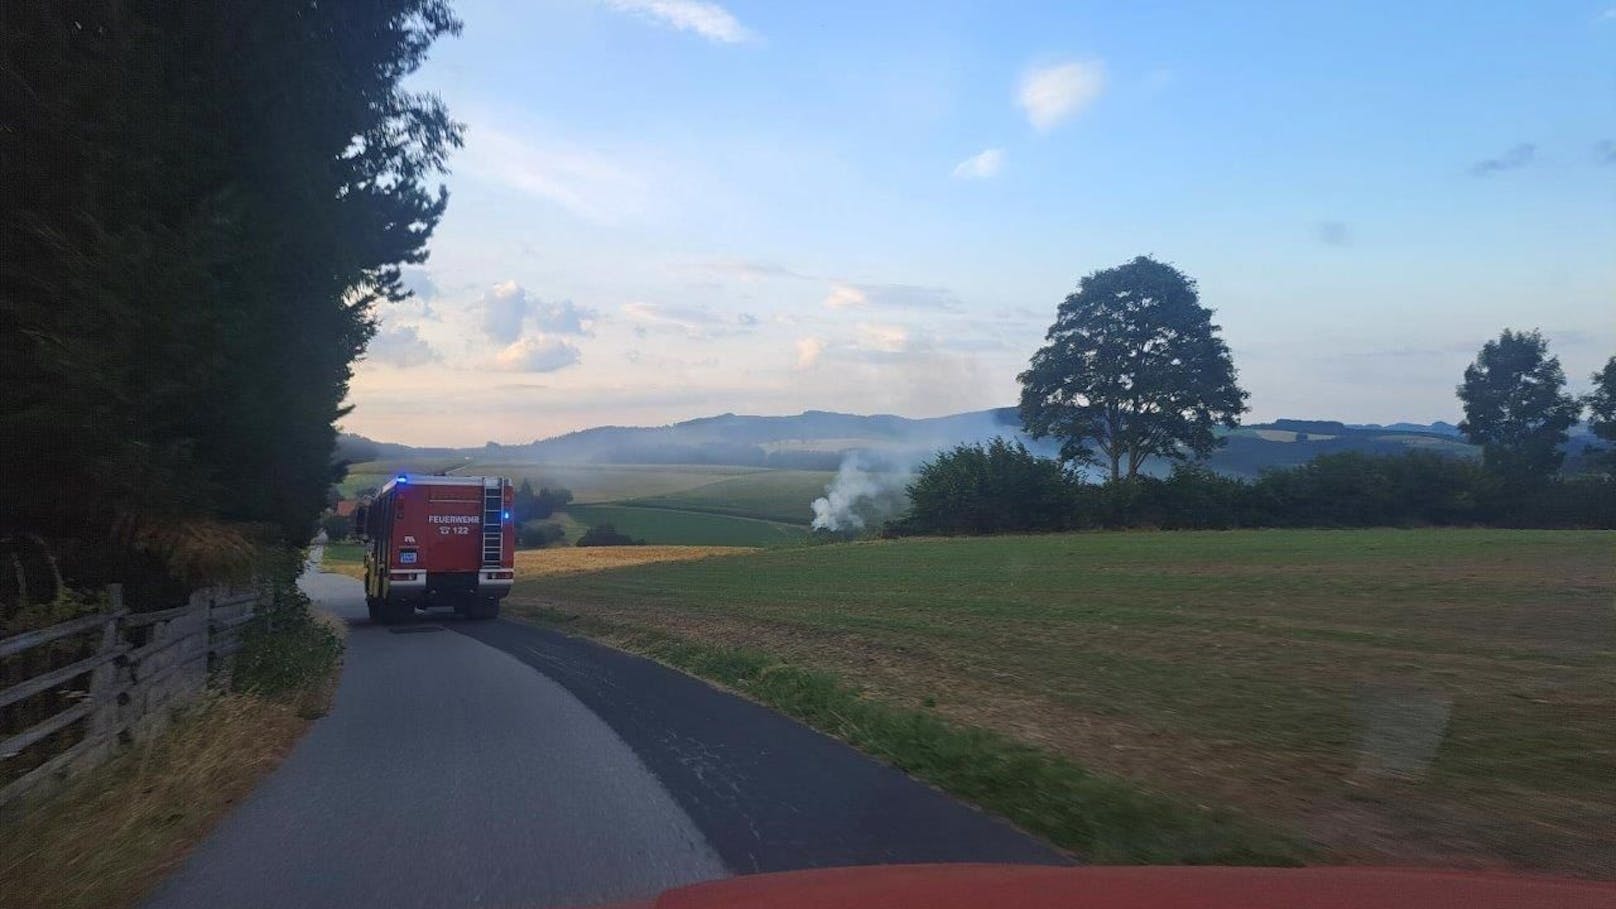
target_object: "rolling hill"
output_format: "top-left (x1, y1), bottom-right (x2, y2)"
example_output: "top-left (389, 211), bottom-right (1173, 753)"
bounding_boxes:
top-left (337, 408), bottom-right (1488, 480)
top-left (330, 410), bottom-right (1616, 544)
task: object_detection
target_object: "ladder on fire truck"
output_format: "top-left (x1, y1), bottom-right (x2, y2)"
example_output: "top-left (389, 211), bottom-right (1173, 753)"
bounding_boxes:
top-left (481, 480), bottom-right (503, 567)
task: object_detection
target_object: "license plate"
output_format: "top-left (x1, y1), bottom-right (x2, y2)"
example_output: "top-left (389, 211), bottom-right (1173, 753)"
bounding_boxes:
top-left (399, 551), bottom-right (417, 564)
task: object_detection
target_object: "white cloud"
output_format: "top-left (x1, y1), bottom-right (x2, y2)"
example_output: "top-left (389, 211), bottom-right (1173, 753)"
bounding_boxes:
top-left (602, 0), bottom-right (756, 43)
top-left (533, 299), bottom-right (597, 335)
top-left (827, 282), bottom-right (962, 311)
top-left (482, 281), bottom-right (595, 341)
top-left (795, 337), bottom-right (825, 370)
top-left (622, 300), bottom-right (701, 330)
top-left (621, 301), bottom-right (756, 338)
top-left (493, 336), bottom-right (582, 373)
top-left (365, 325), bottom-right (438, 368)
top-left (399, 267), bottom-right (439, 315)
top-left (952, 148), bottom-right (1005, 179)
top-left (622, 301), bottom-right (664, 322)
top-left (1017, 60), bottom-right (1106, 131)
top-left (857, 323), bottom-right (910, 353)
top-left (823, 284), bottom-right (868, 309)
top-left (461, 127), bottom-right (648, 224)
top-left (481, 280), bottom-right (530, 343)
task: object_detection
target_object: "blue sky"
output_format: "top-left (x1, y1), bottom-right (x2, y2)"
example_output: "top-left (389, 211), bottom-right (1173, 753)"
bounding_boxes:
top-left (349, 0), bottom-right (1616, 446)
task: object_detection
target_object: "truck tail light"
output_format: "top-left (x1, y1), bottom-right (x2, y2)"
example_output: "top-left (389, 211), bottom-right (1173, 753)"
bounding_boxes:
top-left (486, 570), bottom-right (514, 580)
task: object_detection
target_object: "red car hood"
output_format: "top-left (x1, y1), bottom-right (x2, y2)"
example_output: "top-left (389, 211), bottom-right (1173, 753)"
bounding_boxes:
top-left (600, 864), bottom-right (1615, 909)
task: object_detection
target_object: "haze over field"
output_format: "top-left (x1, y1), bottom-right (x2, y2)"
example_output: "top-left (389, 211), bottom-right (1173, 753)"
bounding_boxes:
top-left (337, 407), bottom-right (1596, 536)
top-left (343, 1), bottom-right (1616, 446)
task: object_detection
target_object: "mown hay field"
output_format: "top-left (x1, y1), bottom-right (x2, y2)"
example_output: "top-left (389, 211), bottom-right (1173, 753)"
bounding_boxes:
top-left (561, 504), bottom-right (808, 547)
top-left (508, 528), bottom-right (1616, 876)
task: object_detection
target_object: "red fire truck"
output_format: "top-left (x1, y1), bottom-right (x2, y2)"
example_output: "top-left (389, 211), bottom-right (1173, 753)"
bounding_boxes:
top-left (355, 474), bottom-right (515, 623)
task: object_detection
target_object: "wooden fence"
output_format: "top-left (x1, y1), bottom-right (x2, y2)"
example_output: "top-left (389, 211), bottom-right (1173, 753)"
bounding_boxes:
top-left (0, 584), bottom-right (262, 808)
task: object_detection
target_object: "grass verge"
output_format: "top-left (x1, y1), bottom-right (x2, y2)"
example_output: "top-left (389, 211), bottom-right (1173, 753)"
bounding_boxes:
top-left (527, 605), bottom-right (1304, 866)
top-left (0, 595), bottom-right (344, 909)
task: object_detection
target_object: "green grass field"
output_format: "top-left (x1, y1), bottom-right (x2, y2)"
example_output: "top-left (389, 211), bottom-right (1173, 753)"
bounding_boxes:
top-left (510, 528), bottom-right (1616, 874)
top-left (318, 541), bottom-right (365, 578)
top-left (561, 504), bottom-right (808, 547)
top-left (335, 457), bottom-right (474, 496)
top-left (624, 469), bottom-right (833, 524)
top-left (320, 540), bottom-right (364, 562)
top-left (469, 463), bottom-right (773, 504)
top-left (334, 460), bottom-right (836, 546)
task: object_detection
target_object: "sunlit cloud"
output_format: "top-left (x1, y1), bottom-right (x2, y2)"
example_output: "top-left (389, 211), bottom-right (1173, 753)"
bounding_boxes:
top-left (532, 299), bottom-right (598, 335)
top-left (795, 337), bottom-right (825, 370)
top-left (857, 323), bottom-right (910, 353)
top-left (823, 284), bottom-right (868, 309)
top-left (480, 280), bottom-right (595, 343)
top-left (493, 335), bottom-right (583, 372)
top-left (621, 301), bottom-right (757, 338)
top-left (481, 280), bottom-right (529, 343)
top-left (824, 281), bottom-right (962, 311)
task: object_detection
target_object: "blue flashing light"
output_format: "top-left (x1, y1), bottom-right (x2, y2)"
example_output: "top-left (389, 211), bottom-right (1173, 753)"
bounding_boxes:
top-left (396, 474), bottom-right (408, 484)
top-left (502, 510), bottom-right (511, 520)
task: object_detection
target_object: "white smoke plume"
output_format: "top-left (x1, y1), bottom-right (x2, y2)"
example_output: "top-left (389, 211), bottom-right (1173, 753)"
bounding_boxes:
top-left (810, 451), bottom-right (915, 532)
top-left (798, 410), bottom-right (1056, 532)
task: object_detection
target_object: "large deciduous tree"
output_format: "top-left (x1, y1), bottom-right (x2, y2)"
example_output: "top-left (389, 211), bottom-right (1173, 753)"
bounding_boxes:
top-left (1018, 256), bottom-right (1247, 481)
top-left (1456, 330), bottom-right (1581, 480)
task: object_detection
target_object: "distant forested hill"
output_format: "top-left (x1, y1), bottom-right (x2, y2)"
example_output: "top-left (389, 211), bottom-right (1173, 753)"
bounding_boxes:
top-left (1203, 423), bottom-right (1476, 478)
top-left (336, 409), bottom-right (1507, 477)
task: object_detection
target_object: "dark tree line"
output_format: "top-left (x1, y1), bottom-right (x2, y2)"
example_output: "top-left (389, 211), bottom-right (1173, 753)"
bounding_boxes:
top-left (894, 259), bottom-right (1616, 537)
top-left (512, 480), bottom-right (572, 549)
top-left (2, 2), bottom-right (461, 588)
top-left (576, 525), bottom-right (645, 547)
top-left (512, 481), bottom-right (573, 523)
top-left (899, 439), bottom-right (1073, 536)
top-left (892, 443), bottom-right (1615, 537)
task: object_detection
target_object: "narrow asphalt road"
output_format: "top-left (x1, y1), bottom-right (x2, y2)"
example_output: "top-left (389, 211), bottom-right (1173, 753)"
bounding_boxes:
top-left (147, 560), bottom-right (1062, 908)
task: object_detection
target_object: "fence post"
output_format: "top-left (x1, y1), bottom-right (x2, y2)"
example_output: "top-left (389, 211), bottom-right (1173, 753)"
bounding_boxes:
top-left (205, 588), bottom-right (217, 671)
top-left (87, 584), bottom-right (123, 739)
